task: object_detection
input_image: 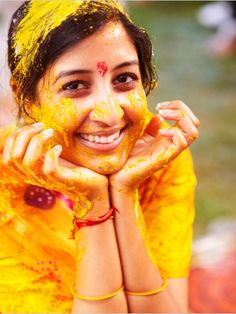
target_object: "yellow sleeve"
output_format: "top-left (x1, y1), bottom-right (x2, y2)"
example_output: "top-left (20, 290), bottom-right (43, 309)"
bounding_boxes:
top-left (139, 148), bottom-right (197, 278)
top-left (0, 126), bottom-right (75, 312)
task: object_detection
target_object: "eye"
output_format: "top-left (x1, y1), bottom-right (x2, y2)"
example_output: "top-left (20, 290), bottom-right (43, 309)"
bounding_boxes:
top-left (113, 73), bottom-right (138, 85)
top-left (61, 80), bottom-right (88, 91)
top-left (59, 80), bottom-right (90, 98)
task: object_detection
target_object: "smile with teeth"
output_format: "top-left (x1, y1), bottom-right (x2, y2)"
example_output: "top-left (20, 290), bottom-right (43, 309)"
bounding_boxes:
top-left (79, 130), bottom-right (120, 144)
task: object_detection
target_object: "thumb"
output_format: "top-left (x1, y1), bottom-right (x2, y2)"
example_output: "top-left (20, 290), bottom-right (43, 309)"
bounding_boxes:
top-left (145, 115), bottom-right (164, 137)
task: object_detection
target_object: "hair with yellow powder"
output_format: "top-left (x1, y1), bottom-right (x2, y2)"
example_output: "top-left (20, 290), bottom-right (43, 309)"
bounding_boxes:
top-left (8, 0), bottom-right (157, 119)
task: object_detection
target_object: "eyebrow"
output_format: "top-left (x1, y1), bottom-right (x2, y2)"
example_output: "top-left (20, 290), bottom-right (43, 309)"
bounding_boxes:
top-left (54, 69), bottom-right (92, 85)
top-left (112, 60), bottom-right (139, 71)
top-left (53, 60), bottom-right (139, 84)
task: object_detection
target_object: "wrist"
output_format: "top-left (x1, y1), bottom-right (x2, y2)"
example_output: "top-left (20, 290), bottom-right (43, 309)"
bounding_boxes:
top-left (84, 189), bottom-right (110, 219)
top-left (90, 176), bottom-right (109, 200)
top-left (71, 191), bottom-right (112, 238)
top-left (109, 179), bottom-right (137, 196)
top-left (110, 186), bottom-right (136, 211)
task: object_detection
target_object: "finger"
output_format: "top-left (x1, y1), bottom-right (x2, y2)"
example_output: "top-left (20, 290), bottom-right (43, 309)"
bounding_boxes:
top-left (2, 134), bottom-right (15, 164)
top-left (157, 100), bottom-right (200, 127)
top-left (176, 115), bottom-right (199, 143)
top-left (43, 145), bottom-right (63, 177)
top-left (145, 115), bottom-right (164, 137)
top-left (23, 128), bottom-right (54, 167)
top-left (43, 146), bottom-right (100, 188)
top-left (43, 146), bottom-right (83, 184)
top-left (159, 127), bottom-right (188, 150)
top-left (10, 123), bottom-right (43, 159)
top-left (158, 109), bottom-right (199, 143)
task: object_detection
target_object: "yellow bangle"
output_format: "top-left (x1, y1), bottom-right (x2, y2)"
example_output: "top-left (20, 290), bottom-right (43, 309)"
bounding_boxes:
top-left (125, 277), bottom-right (167, 296)
top-left (71, 283), bottom-right (124, 301)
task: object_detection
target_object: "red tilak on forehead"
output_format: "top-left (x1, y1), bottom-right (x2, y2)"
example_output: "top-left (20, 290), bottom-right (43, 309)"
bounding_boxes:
top-left (97, 62), bottom-right (108, 77)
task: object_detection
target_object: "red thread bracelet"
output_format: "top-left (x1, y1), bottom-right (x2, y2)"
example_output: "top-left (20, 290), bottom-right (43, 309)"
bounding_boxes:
top-left (71, 206), bottom-right (118, 238)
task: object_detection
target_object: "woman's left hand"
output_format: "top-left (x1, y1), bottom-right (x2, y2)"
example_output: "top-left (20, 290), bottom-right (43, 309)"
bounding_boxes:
top-left (109, 100), bottom-right (200, 193)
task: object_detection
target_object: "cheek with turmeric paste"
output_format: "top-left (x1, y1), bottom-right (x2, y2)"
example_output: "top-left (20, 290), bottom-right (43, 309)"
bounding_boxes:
top-left (31, 98), bottom-right (80, 148)
top-left (127, 88), bottom-right (152, 136)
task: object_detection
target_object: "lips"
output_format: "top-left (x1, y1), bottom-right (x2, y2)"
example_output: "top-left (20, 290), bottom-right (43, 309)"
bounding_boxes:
top-left (75, 126), bottom-right (127, 152)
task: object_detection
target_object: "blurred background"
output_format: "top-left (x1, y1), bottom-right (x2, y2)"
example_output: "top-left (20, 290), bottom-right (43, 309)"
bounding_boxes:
top-left (1, 1), bottom-right (236, 312)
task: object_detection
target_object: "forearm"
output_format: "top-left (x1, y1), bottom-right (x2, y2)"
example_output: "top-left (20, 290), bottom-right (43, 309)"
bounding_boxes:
top-left (71, 196), bottom-right (128, 313)
top-left (111, 189), bottom-right (185, 313)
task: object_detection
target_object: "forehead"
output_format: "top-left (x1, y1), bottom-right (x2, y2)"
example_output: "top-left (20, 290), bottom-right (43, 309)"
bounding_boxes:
top-left (51, 22), bottom-right (137, 74)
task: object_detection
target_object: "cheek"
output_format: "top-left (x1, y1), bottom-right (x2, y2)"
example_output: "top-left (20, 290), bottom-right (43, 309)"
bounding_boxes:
top-left (127, 89), bottom-right (151, 136)
top-left (31, 98), bottom-right (86, 147)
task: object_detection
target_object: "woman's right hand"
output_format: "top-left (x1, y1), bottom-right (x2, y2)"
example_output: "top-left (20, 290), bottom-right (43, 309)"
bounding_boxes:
top-left (2, 123), bottom-right (109, 217)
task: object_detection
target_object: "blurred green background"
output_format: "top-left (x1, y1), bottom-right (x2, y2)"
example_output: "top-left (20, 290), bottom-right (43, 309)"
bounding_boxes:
top-left (128, 1), bottom-right (236, 237)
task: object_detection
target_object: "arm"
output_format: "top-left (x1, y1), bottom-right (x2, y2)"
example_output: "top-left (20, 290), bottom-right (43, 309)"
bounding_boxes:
top-left (1, 123), bottom-right (128, 313)
top-left (109, 100), bottom-right (200, 312)
top-left (71, 190), bottom-right (128, 313)
top-left (111, 188), bottom-right (186, 313)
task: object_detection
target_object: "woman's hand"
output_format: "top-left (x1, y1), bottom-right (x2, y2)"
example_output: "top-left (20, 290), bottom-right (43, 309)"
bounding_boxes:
top-left (110, 100), bottom-right (200, 194)
top-left (2, 123), bottom-right (108, 216)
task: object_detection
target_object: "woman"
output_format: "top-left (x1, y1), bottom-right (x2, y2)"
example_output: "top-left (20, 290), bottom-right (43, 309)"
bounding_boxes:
top-left (0, 0), bottom-right (200, 312)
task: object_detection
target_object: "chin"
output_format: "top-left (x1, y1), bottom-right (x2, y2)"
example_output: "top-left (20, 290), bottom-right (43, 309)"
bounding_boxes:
top-left (93, 164), bottom-right (123, 175)
top-left (87, 157), bottom-right (127, 175)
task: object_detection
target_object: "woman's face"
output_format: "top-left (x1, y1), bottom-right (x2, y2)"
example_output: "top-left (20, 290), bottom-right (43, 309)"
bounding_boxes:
top-left (34, 21), bottom-right (149, 174)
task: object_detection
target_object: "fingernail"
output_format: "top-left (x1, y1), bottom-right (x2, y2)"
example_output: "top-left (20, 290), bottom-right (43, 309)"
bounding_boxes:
top-left (159, 109), bottom-right (173, 115)
top-left (157, 115), bottom-right (164, 122)
top-left (159, 128), bottom-right (170, 135)
top-left (41, 128), bottom-right (54, 137)
top-left (156, 102), bottom-right (170, 110)
top-left (32, 122), bottom-right (43, 129)
top-left (54, 145), bottom-right (62, 153)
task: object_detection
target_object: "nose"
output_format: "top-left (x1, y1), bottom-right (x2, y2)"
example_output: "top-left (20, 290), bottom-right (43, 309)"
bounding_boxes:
top-left (89, 95), bottom-right (124, 126)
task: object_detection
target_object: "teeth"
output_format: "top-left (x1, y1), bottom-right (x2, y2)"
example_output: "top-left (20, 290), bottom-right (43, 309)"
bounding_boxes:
top-left (80, 131), bottom-right (120, 143)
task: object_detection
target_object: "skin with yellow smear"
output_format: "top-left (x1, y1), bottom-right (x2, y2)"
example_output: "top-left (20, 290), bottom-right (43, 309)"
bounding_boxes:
top-left (31, 97), bottom-right (78, 147)
top-left (89, 89), bottom-right (150, 173)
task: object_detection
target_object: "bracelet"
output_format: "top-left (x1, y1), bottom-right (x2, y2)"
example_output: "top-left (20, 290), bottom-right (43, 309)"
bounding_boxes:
top-left (125, 277), bottom-right (167, 296)
top-left (71, 282), bottom-right (124, 301)
top-left (71, 206), bottom-right (118, 238)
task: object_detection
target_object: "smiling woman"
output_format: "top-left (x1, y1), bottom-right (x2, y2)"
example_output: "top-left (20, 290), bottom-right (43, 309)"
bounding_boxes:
top-left (34, 22), bottom-right (147, 173)
top-left (0, 0), bottom-right (199, 313)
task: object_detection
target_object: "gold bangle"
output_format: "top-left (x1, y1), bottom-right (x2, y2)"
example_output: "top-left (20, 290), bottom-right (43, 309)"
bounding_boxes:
top-left (71, 283), bottom-right (124, 301)
top-left (125, 277), bottom-right (167, 296)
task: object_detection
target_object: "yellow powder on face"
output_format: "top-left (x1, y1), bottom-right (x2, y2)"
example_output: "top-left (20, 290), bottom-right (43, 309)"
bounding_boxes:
top-left (92, 97), bottom-right (124, 122)
top-left (127, 89), bottom-right (152, 135)
top-left (31, 97), bottom-right (77, 147)
top-left (108, 23), bottom-right (122, 38)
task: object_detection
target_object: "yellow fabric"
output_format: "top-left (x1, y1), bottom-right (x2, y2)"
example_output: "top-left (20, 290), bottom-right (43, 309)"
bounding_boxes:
top-left (139, 148), bottom-right (196, 278)
top-left (0, 124), bottom-right (196, 312)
